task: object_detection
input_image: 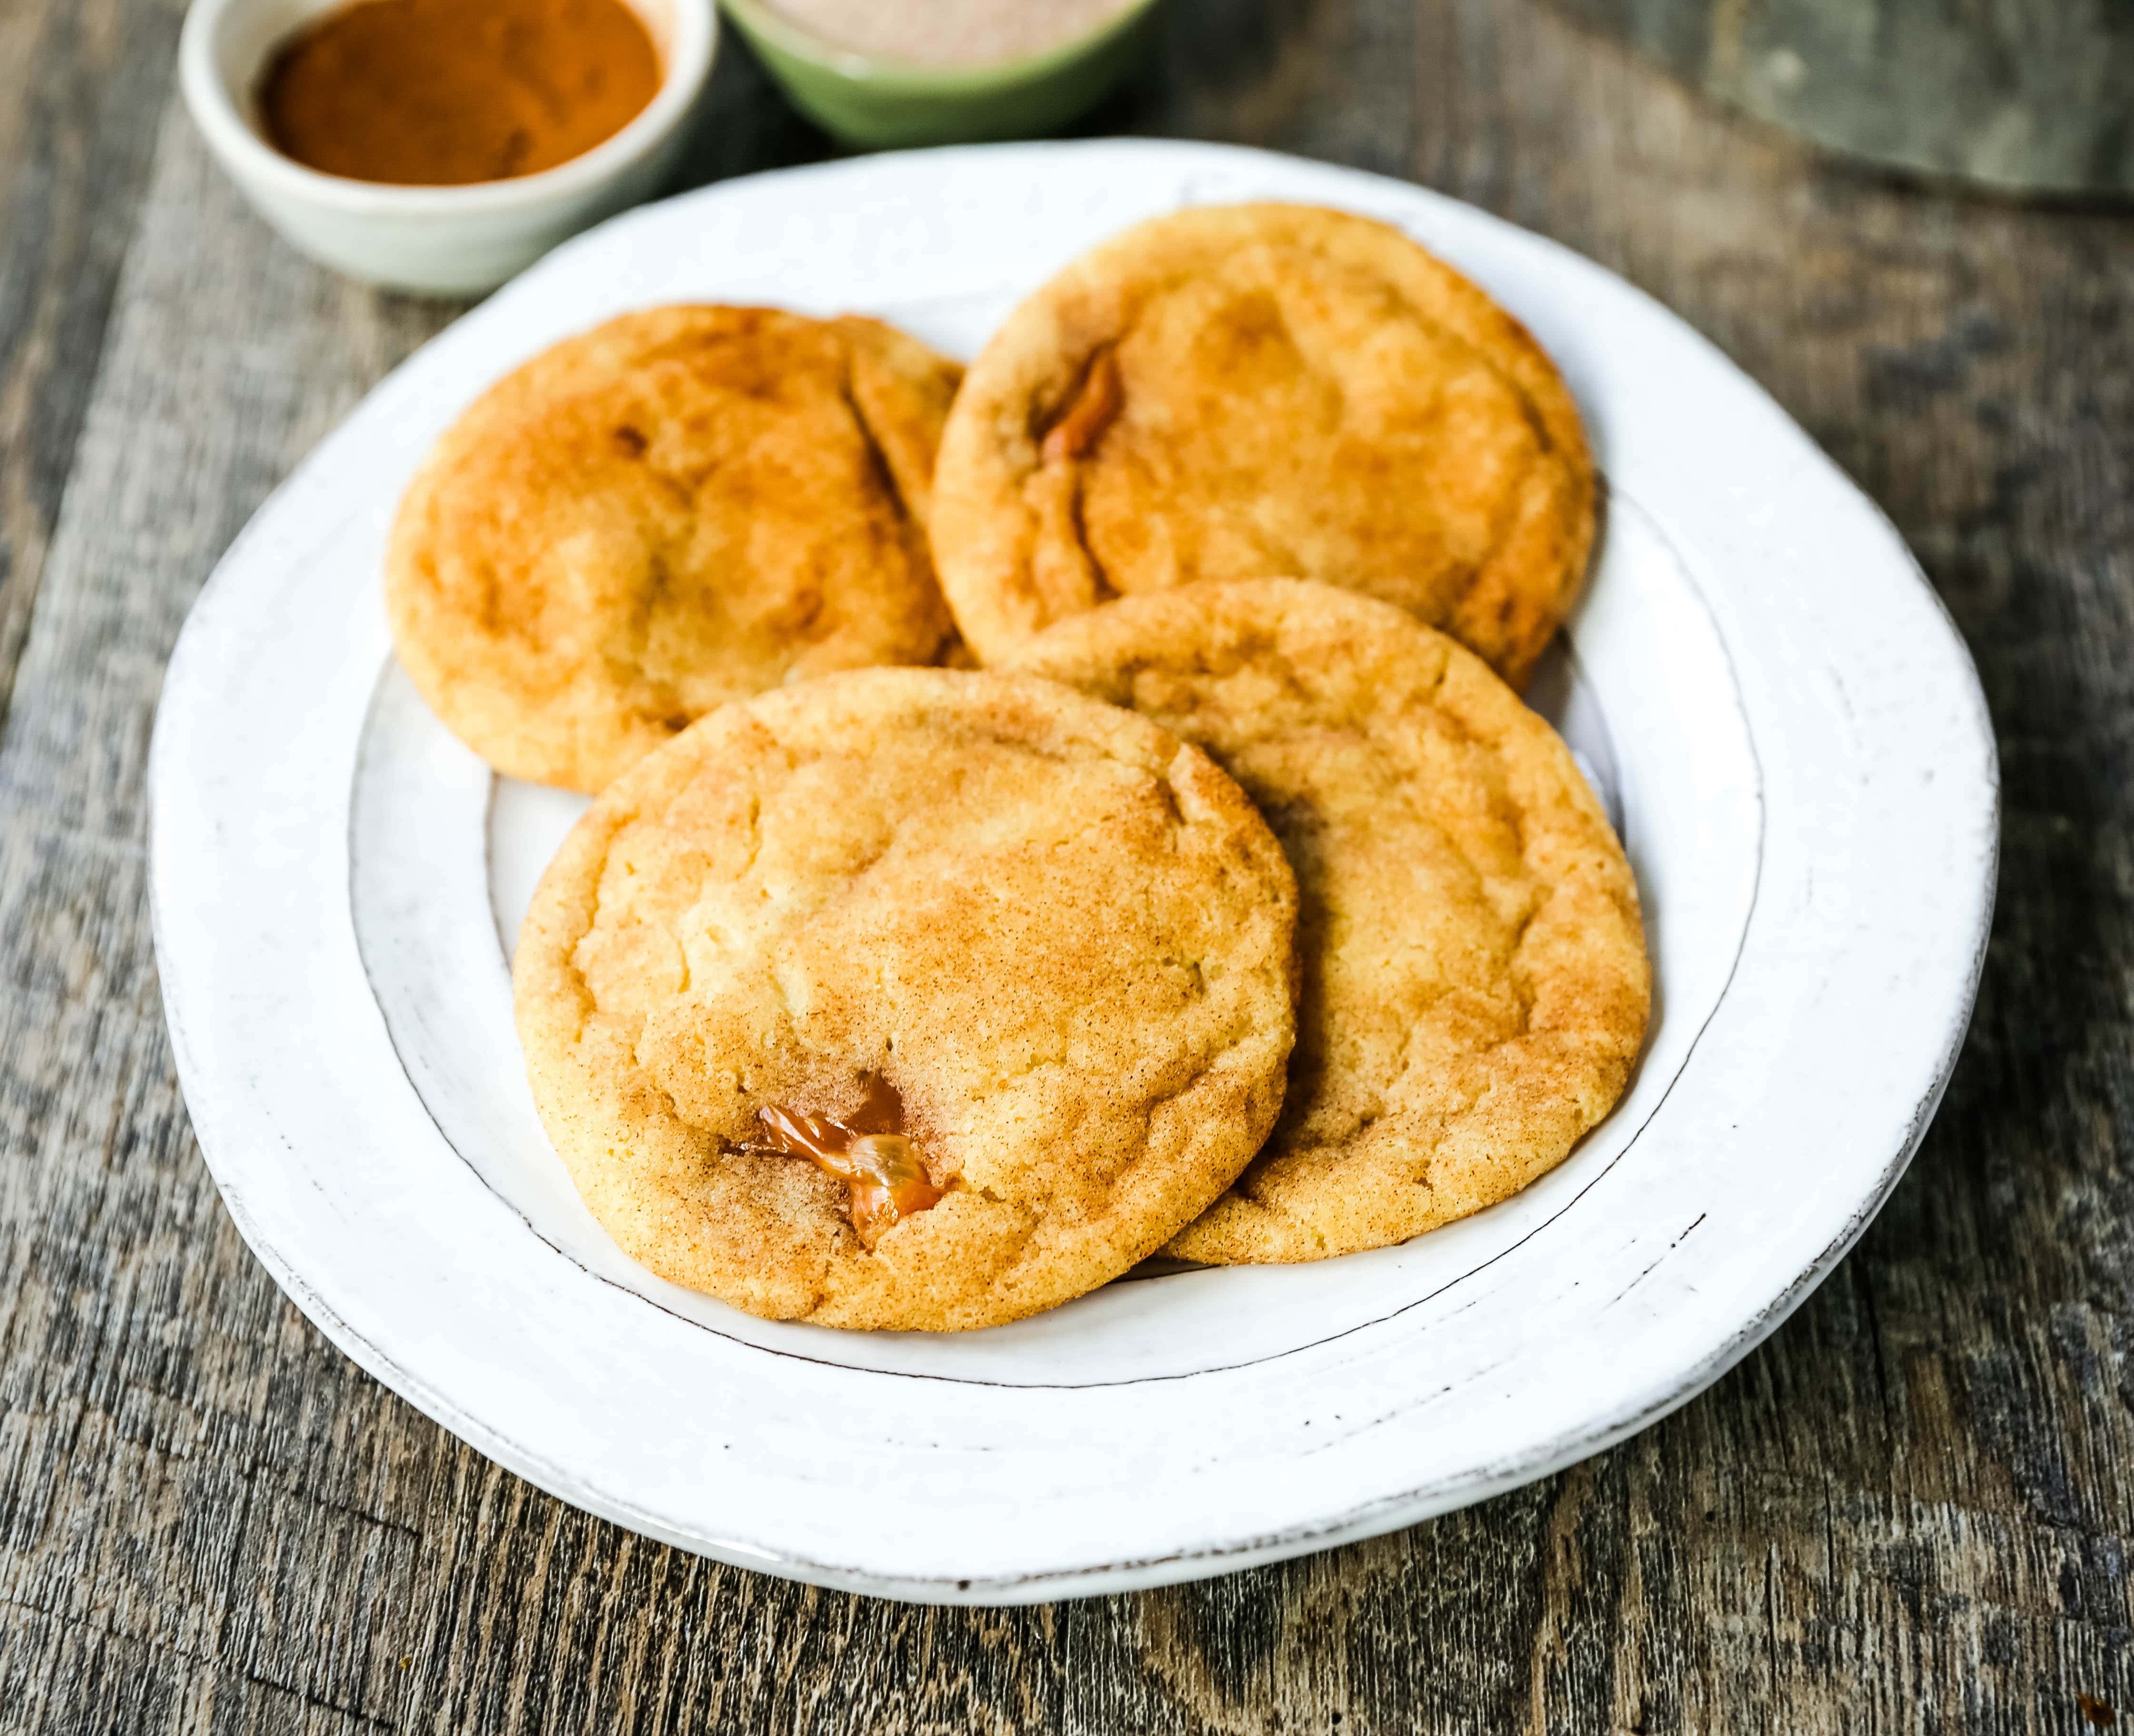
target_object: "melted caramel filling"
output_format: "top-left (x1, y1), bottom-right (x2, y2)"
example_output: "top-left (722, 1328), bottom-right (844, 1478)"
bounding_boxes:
top-left (758, 1077), bottom-right (943, 1248)
top-left (1040, 349), bottom-right (1122, 465)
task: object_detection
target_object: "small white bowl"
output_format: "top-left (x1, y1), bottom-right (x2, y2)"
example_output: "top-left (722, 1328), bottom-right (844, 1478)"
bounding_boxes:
top-left (180, 0), bottom-right (718, 296)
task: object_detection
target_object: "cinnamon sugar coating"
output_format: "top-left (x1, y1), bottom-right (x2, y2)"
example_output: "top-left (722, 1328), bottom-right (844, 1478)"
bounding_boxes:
top-left (1008, 580), bottom-right (1649, 1262)
top-left (388, 307), bottom-right (964, 792)
top-left (512, 667), bottom-right (1298, 1328)
top-left (931, 204), bottom-right (1594, 689)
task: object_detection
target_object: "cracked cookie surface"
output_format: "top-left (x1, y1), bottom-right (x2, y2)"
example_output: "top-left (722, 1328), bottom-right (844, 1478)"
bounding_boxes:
top-left (512, 666), bottom-right (1299, 1329)
top-left (930, 203), bottom-right (1595, 689)
top-left (387, 306), bottom-right (964, 793)
top-left (1007, 580), bottom-right (1649, 1263)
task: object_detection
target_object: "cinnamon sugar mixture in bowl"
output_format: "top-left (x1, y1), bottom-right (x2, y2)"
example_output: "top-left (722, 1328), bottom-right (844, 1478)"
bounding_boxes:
top-left (763, 0), bottom-right (1139, 65)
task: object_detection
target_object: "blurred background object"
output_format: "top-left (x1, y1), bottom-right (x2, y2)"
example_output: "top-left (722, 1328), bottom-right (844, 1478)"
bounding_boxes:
top-left (718, 0), bottom-right (1164, 148)
top-left (1559, 0), bottom-right (2134, 196)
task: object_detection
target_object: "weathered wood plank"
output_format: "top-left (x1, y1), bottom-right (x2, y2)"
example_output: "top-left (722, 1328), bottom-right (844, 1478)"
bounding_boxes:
top-left (0, 0), bottom-right (190, 738)
top-left (405, 1457), bottom-right (1066, 1735)
top-left (0, 0), bottom-right (2130, 1731)
top-left (0, 78), bottom-right (459, 1736)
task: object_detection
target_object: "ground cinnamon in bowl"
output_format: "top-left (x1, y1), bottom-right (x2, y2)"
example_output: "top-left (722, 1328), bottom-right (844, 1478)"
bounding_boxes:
top-left (259, 0), bottom-right (663, 186)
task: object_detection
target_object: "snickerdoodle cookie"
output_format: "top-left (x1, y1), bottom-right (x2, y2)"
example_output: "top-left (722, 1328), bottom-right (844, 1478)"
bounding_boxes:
top-left (1006, 580), bottom-right (1648, 1263)
top-left (931, 203), bottom-right (1594, 688)
top-left (387, 306), bottom-right (964, 793)
top-left (512, 666), bottom-right (1299, 1329)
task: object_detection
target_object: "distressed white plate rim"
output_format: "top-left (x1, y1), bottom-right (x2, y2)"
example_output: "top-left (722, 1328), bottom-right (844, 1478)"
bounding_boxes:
top-left (149, 139), bottom-right (1996, 1603)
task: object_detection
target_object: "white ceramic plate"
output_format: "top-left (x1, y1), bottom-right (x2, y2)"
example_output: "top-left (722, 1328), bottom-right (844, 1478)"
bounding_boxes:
top-left (150, 140), bottom-right (1996, 1603)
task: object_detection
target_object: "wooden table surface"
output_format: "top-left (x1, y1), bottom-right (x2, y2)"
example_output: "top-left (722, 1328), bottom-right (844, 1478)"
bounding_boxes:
top-left (2, 0), bottom-right (2129, 1730)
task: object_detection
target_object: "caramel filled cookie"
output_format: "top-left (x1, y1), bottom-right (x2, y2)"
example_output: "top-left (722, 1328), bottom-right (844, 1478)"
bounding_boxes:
top-left (1007, 580), bottom-right (1648, 1263)
top-left (512, 667), bottom-right (1298, 1329)
top-left (388, 307), bottom-right (964, 792)
top-left (932, 203), bottom-right (1594, 688)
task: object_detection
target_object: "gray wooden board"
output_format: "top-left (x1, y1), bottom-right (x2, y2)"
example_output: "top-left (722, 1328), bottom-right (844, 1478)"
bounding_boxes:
top-left (0, 0), bottom-right (2129, 1730)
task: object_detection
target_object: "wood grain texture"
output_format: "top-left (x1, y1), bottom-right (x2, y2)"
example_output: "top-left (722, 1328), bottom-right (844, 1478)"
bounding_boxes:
top-left (0, 0), bottom-right (187, 739)
top-left (0, 2), bottom-right (2129, 1732)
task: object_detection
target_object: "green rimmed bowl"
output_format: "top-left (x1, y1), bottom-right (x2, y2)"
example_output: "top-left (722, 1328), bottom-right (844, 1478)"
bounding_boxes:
top-left (719, 0), bottom-right (1163, 148)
